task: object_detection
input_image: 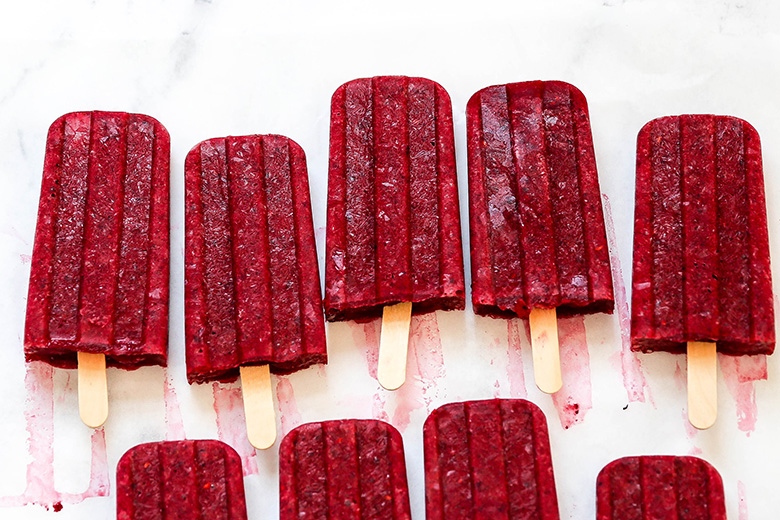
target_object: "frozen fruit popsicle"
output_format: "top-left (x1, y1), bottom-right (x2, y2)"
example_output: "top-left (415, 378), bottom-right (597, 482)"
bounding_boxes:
top-left (117, 440), bottom-right (247, 520)
top-left (279, 419), bottom-right (411, 520)
top-left (325, 76), bottom-right (465, 390)
top-left (24, 111), bottom-right (170, 428)
top-left (596, 456), bottom-right (726, 520)
top-left (424, 399), bottom-right (559, 520)
top-left (467, 81), bottom-right (613, 393)
top-left (631, 114), bottom-right (774, 428)
top-left (185, 134), bottom-right (326, 449)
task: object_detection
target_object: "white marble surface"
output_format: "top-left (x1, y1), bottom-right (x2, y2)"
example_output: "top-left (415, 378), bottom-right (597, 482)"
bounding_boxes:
top-left (2, 0), bottom-right (780, 517)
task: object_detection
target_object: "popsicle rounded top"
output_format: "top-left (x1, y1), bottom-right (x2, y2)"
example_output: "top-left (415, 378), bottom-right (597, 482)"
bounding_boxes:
top-left (279, 419), bottom-right (412, 520)
top-left (185, 134), bottom-right (327, 384)
top-left (466, 80), bottom-right (614, 319)
top-left (631, 114), bottom-right (774, 355)
top-left (324, 75), bottom-right (466, 322)
top-left (424, 398), bottom-right (559, 520)
top-left (25, 111), bottom-right (170, 369)
top-left (116, 439), bottom-right (247, 520)
top-left (596, 455), bottom-right (726, 520)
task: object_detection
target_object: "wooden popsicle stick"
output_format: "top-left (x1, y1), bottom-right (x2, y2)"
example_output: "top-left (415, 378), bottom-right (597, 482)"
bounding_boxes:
top-left (378, 301), bottom-right (413, 391)
top-left (241, 364), bottom-right (277, 450)
top-left (78, 352), bottom-right (108, 429)
top-left (687, 341), bottom-right (717, 430)
top-left (529, 307), bottom-right (562, 394)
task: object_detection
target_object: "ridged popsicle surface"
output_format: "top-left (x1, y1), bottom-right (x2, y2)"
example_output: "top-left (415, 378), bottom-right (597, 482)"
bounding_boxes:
top-left (631, 115), bottom-right (774, 355)
top-left (24, 111), bottom-right (169, 369)
top-left (185, 134), bottom-right (326, 384)
top-left (467, 81), bottom-right (613, 319)
top-left (279, 419), bottom-right (412, 520)
top-left (324, 76), bottom-right (465, 322)
top-left (116, 440), bottom-right (247, 520)
top-left (596, 456), bottom-right (726, 520)
top-left (424, 399), bottom-right (559, 520)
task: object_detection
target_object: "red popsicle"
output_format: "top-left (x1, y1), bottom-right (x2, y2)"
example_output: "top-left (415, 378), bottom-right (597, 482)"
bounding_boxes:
top-left (467, 81), bottom-right (613, 393)
top-left (117, 440), bottom-right (247, 520)
top-left (424, 399), bottom-right (559, 520)
top-left (185, 134), bottom-right (326, 449)
top-left (279, 419), bottom-right (411, 520)
top-left (596, 456), bottom-right (726, 520)
top-left (25, 111), bottom-right (170, 427)
top-left (324, 76), bottom-right (465, 390)
top-left (631, 114), bottom-right (774, 428)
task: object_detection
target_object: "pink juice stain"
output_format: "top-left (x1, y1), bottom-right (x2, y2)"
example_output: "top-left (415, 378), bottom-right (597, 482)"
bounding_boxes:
top-left (720, 354), bottom-right (767, 435)
top-left (738, 481), bottom-right (749, 520)
top-left (0, 362), bottom-right (109, 510)
top-left (602, 194), bottom-right (650, 404)
top-left (212, 382), bottom-right (258, 476)
top-left (163, 369), bottom-right (186, 440)
top-left (356, 320), bottom-right (390, 420)
top-left (276, 376), bottom-right (302, 437)
top-left (550, 316), bottom-right (593, 429)
top-left (506, 320), bottom-right (528, 398)
top-left (391, 313), bottom-right (445, 432)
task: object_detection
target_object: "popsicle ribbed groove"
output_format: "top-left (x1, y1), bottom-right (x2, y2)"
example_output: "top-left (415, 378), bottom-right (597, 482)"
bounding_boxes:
top-left (24, 111), bottom-right (169, 369)
top-left (631, 114), bottom-right (774, 354)
top-left (324, 76), bottom-right (465, 321)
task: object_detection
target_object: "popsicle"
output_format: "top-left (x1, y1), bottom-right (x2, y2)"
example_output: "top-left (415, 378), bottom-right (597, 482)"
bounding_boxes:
top-left (631, 114), bottom-right (774, 428)
top-left (467, 81), bottom-right (613, 393)
top-left (324, 75), bottom-right (465, 390)
top-left (424, 399), bottom-right (559, 519)
top-left (596, 455), bottom-right (726, 520)
top-left (24, 111), bottom-right (170, 428)
top-left (279, 419), bottom-right (411, 520)
top-left (185, 134), bottom-right (326, 449)
top-left (116, 440), bottom-right (247, 520)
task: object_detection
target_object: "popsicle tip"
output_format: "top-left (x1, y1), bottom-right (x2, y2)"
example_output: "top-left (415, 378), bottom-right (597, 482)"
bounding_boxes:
top-left (77, 352), bottom-right (109, 428)
top-left (378, 302), bottom-right (413, 391)
top-left (240, 364), bottom-right (277, 450)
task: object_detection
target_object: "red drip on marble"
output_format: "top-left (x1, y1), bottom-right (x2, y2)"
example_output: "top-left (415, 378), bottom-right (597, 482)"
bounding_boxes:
top-left (720, 354), bottom-right (767, 436)
top-left (391, 313), bottom-right (445, 432)
top-left (506, 320), bottom-right (528, 398)
top-left (550, 316), bottom-right (593, 429)
top-left (163, 370), bottom-right (186, 440)
top-left (355, 319), bottom-right (381, 380)
top-left (738, 481), bottom-right (749, 520)
top-left (20, 254), bottom-right (32, 264)
top-left (212, 383), bottom-right (258, 476)
top-left (0, 362), bottom-right (109, 510)
top-left (602, 194), bottom-right (650, 403)
top-left (673, 361), bottom-right (701, 442)
top-left (276, 376), bottom-right (302, 437)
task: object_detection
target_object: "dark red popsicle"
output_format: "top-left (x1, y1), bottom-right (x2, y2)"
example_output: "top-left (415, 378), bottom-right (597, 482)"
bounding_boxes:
top-left (596, 456), bottom-right (726, 520)
top-left (631, 115), bottom-right (774, 355)
top-left (25, 111), bottom-right (169, 369)
top-left (279, 419), bottom-right (411, 520)
top-left (116, 440), bottom-right (247, 520)
top-left (467, 80), bottom-right (613, 318)
top-left (424, 399), bottom-right (559, 520)
top-left (185, 134), bottom-right (326, 384)
top-left (324, 75), bottom-right (465, 322)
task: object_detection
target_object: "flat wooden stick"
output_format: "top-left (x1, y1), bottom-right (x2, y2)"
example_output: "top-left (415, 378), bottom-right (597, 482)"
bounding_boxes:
top-left (241, 365), bottom-right (277, 450)
top-left (78, 352), bottom-right (108, 429)
top-left (687, 341), bottom-right (717, 430)
top-left (378, 301), bottom-right (413, 391)
top-left (529, 308), bottom-right (562, 394)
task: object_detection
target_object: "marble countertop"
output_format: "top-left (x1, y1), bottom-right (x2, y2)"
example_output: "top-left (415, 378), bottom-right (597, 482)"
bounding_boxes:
top-left (2, 0), bottom-right (780, 517)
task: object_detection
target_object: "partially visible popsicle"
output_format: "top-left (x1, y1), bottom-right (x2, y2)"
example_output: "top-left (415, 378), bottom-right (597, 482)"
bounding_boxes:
top-left (596, 456), bottom-right (726, 520)
top-left (467, 81), bottom-right (613, 393)
top-left (325, 76), bottom-right (465, 390)
top-left (279, 419), bottom-right (412, 520)
top-left (424, 399), bottom-right (559, 520)
top-left (185, 134), bottom-right (327, 449)
top-left (117, 440), bottom-right (247, 520)
top-left (25, 111), bottom-right (170, 428)
top-left (631, 114), bottom-right (774, 428)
